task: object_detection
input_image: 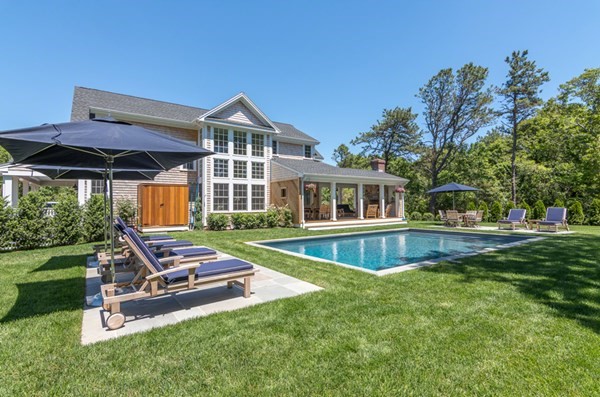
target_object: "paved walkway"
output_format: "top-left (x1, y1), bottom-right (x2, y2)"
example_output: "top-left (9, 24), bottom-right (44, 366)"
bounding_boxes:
top-left (82, 253), bottom-right (322, 345)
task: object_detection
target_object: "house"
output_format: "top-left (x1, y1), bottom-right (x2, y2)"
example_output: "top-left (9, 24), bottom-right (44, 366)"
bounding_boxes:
top-left (1, 87), bottom-right (408, 229)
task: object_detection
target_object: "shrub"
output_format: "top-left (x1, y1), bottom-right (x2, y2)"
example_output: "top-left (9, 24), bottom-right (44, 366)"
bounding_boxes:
top-left (553, 198), bottom-right (565, 208)
top-left (117, 198), bottom-right (136, 226)
top-left (0, 197), bottom-right (15, 250)
top-left (504, 201), bottom-right (515, 217)
top-left (53, 191), bottom-right (82, 246)
top-left (478, 202), bottom-right (489, 222)
top-left (82, 195), bottom-right (107, 242)
top-left (193, 196), bottom-right (203, 230)
top-left (13, 190), bottom-right (53, 249)
top-left (266, 207), bottom-right (279, 228)
top-left (586, 199), bottom-right (600, 225)
top-left (568, 200), bottom-right (584, 225)
top-left (422, 212), bottom-right (434, 221)
top-left (207, 213), bottom-right (229, 231)
top-left (409, 211), bottom-right (422, 221)
top-left (519, 200), bottom-right (532, 219)
top-left (490, 201), bottom-right (502, 222)
top-left (255, 212), bottom-right (268, 228)
top-left (532, 200), bottom-right (546, 220)
top-left (278, 206), bottom-right (293, 227)
top-left (466, 201), bottom-right (476, 211)
top-left (434, 214), bottom-right (441, 221)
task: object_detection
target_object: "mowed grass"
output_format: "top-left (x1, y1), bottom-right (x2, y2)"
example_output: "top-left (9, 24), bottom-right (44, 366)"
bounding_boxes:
top-left (0, 222), bottom-right (599, 396)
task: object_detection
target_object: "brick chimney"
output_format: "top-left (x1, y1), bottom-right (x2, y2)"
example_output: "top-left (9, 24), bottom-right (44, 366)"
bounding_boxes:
top-left (370, 158), bottom-right (386, 172)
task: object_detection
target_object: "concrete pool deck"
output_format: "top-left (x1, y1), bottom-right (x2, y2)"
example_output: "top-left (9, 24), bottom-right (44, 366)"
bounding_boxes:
top-left (82, 252), bottom-right (322, 345)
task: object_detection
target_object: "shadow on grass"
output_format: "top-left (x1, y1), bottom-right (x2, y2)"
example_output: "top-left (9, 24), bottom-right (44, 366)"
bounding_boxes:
top-left (31, 254), bottom-right (88, 272)
top-left (1, 277), bottom-right (84, 323)
top-left (426, 234), bottom-right (600, 334)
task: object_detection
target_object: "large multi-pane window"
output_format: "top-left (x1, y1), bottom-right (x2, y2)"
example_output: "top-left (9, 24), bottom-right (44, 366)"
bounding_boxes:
top-left (251, 185), bottom-right (265, 210)
top-left (213, 159), bottom-right (228, 178)
top-left (233, 160), bottom-right (247, 179)
top-left (214, 128), bottom-right (229, 153)
top-left (251, 133), bottom-right (264, 157)
top-left (213, 183), bottom-right (229, 211)
top-left (251, 162), bottom-right (264, 179)
top-left (233, 184), bottom-right (248, 211)
top-left (233, 131), bottom-right (247, 155)
top-left (304, 145), bottom-right (312, 158)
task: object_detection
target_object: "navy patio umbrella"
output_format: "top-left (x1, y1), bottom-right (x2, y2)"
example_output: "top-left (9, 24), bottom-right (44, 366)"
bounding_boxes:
top-left (30, 165), bottom-right (161, 251)
top-left (0, 118), bottom-right (213, 282)
top-left (427, 182), bottom-right (479, 210)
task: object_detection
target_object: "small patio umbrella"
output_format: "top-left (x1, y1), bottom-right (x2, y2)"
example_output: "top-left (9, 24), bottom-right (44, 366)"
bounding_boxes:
top-left (29, 165), bottom-right (161, 251)
top-left (427, 182), bottom-right (479, 210)
top-left (0, 118), bottom-right (213, 282)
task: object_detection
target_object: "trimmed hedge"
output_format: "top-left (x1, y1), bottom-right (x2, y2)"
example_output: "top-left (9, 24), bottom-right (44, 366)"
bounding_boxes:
top-left (422, 212), bottom-right (434, 221)
top-left (207, 213), bottom-right (229, 231)
top-left (53, 191), bottom-right (82, 246)
top-left (587, 199), bottom-right (600, 225)
top-left (490, 201), bottom-right (502, 222)
top-left (533, 200), bottom-right (546, 220)
top-left (478, 202), bottom-right (489, 222)
top-left (409, 211), bottom-right (422, 221)
top-left (207, 206), bottom-right (294, 231)
top-left (83, 195), bottom-right (106, 243)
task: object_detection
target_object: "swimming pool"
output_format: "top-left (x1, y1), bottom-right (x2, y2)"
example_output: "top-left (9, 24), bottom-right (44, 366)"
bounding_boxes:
top-left (251, 229), bottom-right (538, 275)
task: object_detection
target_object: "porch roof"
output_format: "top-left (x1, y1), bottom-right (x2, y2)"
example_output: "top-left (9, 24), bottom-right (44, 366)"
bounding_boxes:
top-left (272, 158), bottom-right (409, 184)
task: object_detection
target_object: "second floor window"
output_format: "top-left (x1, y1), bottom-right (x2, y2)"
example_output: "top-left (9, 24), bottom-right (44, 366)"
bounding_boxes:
top-left (233, 160), bottom-right (247, 179)
top-left (214, 128), bottom-right (229, 153)
top-left (214, 159), bottom-right (228, 178)
top-left (252, 133), bottom-right (264, 157)
top-left (304, 145), bottom-right (312, 158)
top-left (251, 162), bottom-right (264, 179)
top-left (272, 140), bottom-right (278, 155)
top-left (233, 131), bottom-right (247, 155)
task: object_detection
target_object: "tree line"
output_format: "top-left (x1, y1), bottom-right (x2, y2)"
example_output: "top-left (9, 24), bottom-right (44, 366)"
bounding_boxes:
top-left (333, 51), bottom-right (600, 224)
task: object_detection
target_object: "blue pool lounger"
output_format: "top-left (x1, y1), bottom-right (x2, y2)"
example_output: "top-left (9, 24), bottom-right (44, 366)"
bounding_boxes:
top-left (101, 228), bottom-right (257, 330)
top-left (498, 209), bottom-right (527, 230)
top-left (538, 207), bottom-right (569, 232)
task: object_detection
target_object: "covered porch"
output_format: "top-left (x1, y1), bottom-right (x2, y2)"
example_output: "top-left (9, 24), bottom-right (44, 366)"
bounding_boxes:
top-left (270, 157), bottom-right (408, 229)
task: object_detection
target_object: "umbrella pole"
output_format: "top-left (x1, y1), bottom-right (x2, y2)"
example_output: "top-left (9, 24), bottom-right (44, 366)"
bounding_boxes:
top-left (108, 157), bottom-right (116, 284)
top-left (103, 166), bottom-right (108, 252)
top-left (453, 191), bottom-right (455, 210)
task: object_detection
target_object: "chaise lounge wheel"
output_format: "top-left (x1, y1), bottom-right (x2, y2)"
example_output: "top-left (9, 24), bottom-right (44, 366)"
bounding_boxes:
top-left (106, 312), bottom-right (125, 330)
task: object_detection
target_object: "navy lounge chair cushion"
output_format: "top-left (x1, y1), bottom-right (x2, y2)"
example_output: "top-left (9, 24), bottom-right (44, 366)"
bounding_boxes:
top-left (538, 220), bottom-right (562, 225)
top-left (498, 209), bottom-right (526, 223)
top-left (162, 259), bottom-right (254, 284)
top-left (141, 234), bottom-right (173, 241)
top-left (151, 240), bottom-right (194, 249)
top-left (154, 247), bottom-right (217, 258)
top-left (123, 227), bottom-right (166, 274)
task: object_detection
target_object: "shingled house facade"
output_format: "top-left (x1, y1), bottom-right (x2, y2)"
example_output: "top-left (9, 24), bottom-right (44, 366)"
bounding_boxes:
top-left (2, 87), bottom-right (408, 228)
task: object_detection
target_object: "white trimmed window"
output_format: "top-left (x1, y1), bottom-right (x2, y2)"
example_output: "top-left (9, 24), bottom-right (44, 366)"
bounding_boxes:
top-left (214, 159), bottom-right (228, 178)
top-left (213, 183), bottom-right (229, 211)
top-left (251, 185), bottom-right (265, 211)
top-left (252, 133), bottom-right (264, 157)
top-left (233, 184), bottom-right (248, 211)
top-left (214, 128), bottom-right (229, 153)
top-left (304, 145), bottom-right (312, 158)
top-left (91, 180), bottom-right (104, 195)
top-left (233, 130), bottom-right (247, 155)
top-left (233, 160), bottom-right (247, 179)
top-left (251, 162), bottom-right (264, 179)
top-left (181, 161), bottom-right (196, 171)
top-left (272, 140), bottom-right (278, 155)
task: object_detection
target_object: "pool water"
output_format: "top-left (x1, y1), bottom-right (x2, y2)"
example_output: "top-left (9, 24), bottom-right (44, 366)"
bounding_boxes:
top-left (258, 230), bottom-right (533, 272)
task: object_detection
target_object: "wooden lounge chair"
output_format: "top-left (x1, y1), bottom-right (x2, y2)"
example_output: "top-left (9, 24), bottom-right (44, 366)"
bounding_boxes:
top-left (537, 207), bottom-right (569, 232)
top-left (438, 210), bottom-right (447, 225)
top-left (471, 210), bottom-right (484, 228)
top-left (94, 217), bottom-right (175, 255)
top-left (366, 204), bottom-right (379, 218)
top-left (319, 204), bottom-right (330, 219)
top-left (101, 228), bottom-right (257, 330)
top-left (445, 210), bottom-right (460, 227)
top-left (497, 209), bottom-right (527, 230)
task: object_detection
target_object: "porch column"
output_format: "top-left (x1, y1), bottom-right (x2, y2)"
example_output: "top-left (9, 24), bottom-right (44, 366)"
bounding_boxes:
top-left (2, 176), bottom-right (18, 207)
top-left (77, 179), bottom-right (89, 206)
top-left (379, 183), bottom-right (385, 218)
top-left (331, 181), bottom-right (337, 221)
top-left (22, 181), bottom-right (29, 196)
top-left (401, 192), bottom-right (405, 219)
top-left (394, 191), bottom-right (399, 218)
top-left (300, 178), bottom-right (305, 227)
top-left (358, 183), bottom-right (364, 219)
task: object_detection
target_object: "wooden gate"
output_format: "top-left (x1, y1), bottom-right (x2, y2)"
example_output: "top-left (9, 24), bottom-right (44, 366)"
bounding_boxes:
top-left (138, 184), bottom-right (189, 227)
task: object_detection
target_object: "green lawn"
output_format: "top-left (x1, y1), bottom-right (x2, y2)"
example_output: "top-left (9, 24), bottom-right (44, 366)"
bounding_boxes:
top-left (0, 222), bottom-right (599, 396)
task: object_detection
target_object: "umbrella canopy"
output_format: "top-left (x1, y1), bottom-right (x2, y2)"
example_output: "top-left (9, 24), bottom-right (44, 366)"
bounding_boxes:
top-left (427, 182), bottom-right (479, 194)
top-left (0, 117), bottom-right (213, 283)
top-left (0, 117), bottom-right (212, 170)
top-left (29, 165), bottom-right (161, 180)
top-left (427, 182), bottom-right (479, 210)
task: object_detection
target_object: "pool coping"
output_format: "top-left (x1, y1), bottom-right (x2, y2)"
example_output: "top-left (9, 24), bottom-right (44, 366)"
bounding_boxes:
top-left (246, 228), bottom-right (546, 276)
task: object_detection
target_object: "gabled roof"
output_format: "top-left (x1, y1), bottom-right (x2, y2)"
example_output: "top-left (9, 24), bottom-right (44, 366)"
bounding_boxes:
top-left (272, 157), bottom-right (408, 183)
top-left (72, 87), bottom-right (319, 143)
top-left (196, 92), bottom-right (280, 133)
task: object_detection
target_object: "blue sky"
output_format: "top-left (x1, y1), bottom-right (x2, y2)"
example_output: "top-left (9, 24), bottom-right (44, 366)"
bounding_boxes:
top-left (1, 1), bottom-right (598, 163)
